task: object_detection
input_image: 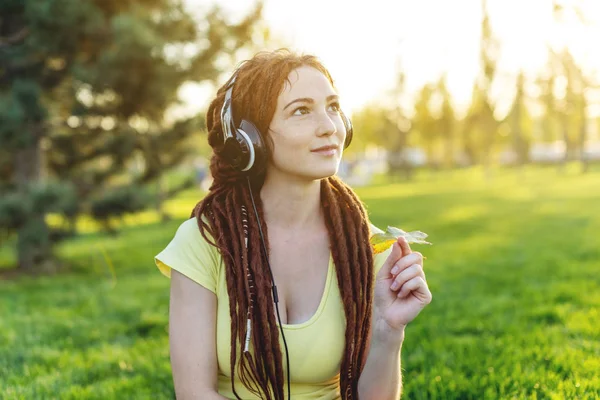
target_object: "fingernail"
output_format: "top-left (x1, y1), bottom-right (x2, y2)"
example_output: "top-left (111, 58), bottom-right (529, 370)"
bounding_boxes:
top-left (391, 266), bottom-right (399, 275)
top-left (390, 281), bottom-right (399, 290)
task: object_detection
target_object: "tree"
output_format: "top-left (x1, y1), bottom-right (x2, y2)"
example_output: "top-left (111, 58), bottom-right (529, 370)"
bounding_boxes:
top-left (555, 49), bottom-right (593, 166)
top-left (385, 71), bottom-right (414, 180)
top-left (536, 71), bottom-right (560, 144)
top-left (477, 0), bottom-right (501, 175)
top-left (436, 74), bottom-right (457, 169)
top-left (411, 83), bottom-right (438, 168)
top-left (504, 71), bottom-right (533, 166)
top-left (462, 0), bottom-right (501, 175)
top-left (350, 103), bottom-right (393, 153)
top-left (0, 0), bottom-right (264, 270)
top-left (550, 0), bottom-right (600, 173)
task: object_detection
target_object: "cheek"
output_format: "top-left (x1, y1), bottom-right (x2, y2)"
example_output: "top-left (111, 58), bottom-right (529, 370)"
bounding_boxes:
top-left (270, 125), bottom-right (311, 152)
top-left (267, 133), bottom-right (300, 167)
top-left (337, 121), bottom-right (347, 141)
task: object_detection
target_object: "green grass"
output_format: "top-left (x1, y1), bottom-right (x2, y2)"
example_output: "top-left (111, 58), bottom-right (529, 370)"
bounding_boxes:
top-left (1, 164), bottom-right (599, 399)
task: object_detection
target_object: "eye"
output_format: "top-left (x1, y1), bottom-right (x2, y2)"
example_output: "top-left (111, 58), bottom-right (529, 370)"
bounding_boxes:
top-left (292, 106), bottom-right (310, 116)
top-left (328, 102), bottom-right (341, 113)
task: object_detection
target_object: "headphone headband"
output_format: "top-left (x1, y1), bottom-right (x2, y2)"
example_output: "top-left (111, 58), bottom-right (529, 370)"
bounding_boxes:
top-left (221, 76), bottom-right (237, 143)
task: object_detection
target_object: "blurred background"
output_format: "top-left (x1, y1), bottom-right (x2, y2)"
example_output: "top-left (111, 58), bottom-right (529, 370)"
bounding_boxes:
top-left (1, 0), bottom-right (599, 398)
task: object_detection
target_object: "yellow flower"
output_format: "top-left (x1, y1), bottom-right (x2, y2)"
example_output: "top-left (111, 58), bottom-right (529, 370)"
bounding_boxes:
top-left (370, 226), bottom-right (432, 254)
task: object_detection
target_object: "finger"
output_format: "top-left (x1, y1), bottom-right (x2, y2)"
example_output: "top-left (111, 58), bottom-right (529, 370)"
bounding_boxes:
top-left (378, 241), bottom-right (405, 278)
top-left (397, 236), bottom-right (412, 257)
top-left (390, 264), bottom-right (423, 291)
top-left (401, 277), bottom-right (433, 304)
top-left (396, 276), bottom-right (429, 300)
top-left (390, 252), bottom-right (424, 275)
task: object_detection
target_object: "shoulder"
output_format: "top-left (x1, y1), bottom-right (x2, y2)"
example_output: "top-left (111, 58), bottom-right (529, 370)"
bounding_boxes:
top-left (176, 216), bottom-right (208, 241)
top-left (154, 217), bottom-right (222, 293)
top-left (175, 216), bottom-right (218, 245)
top-left (174, 216), bottom-right (201, 237)
top-left (176, 216), bottom-right (221, 260)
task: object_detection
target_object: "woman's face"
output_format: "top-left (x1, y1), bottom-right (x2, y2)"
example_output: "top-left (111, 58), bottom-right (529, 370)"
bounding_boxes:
top-left (267, 66), bottom-right (347, 182)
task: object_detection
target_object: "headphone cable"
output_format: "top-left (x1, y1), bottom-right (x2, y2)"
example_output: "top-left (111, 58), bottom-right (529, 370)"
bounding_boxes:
top-left (247, 177), bottom-right (292, 400)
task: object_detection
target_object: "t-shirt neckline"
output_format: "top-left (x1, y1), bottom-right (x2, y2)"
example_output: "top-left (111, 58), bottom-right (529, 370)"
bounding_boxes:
top-left (277, 253), bottom-right (334, 330)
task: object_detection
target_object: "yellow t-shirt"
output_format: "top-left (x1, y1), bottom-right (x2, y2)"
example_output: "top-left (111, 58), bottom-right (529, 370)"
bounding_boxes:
top-left (154, 217), bottom-right (392, 400)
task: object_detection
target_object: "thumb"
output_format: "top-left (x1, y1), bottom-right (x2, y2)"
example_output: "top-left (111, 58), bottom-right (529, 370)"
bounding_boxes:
top-left (377, 239), bottom-right (405, 279)
top-left (397, 236), bottom-right (412, 257)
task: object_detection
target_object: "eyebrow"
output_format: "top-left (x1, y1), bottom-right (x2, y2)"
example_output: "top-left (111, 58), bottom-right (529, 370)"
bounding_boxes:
top-left (283, 94), bottom-right (339, 111)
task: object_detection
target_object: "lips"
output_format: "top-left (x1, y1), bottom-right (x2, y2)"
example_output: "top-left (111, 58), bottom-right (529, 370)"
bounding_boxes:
top-left (311, 145), bottom-right (339, 152)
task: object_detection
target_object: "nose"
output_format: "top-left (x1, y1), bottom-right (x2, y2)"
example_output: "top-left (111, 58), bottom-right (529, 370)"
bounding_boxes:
top-left (316, 111), bottom-right (337, 137)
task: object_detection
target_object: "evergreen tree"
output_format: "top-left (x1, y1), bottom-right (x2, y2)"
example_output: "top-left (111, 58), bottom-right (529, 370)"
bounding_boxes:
top-left (0, 0), bottom-right (263, 270)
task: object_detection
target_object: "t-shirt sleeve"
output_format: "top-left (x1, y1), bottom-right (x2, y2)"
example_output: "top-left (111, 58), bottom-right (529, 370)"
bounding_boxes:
top-left (154, 217), bottom-right (221, 294)
top-left (369, 223), bottom-right (393, 276)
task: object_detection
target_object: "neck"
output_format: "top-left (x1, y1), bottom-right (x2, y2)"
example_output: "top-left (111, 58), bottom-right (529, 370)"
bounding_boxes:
top-left (259, 171), bottom-right (325, 230)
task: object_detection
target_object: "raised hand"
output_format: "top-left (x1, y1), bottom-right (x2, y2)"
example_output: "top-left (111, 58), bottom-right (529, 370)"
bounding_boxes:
top-left (373, 236), bottom-right (432, 337)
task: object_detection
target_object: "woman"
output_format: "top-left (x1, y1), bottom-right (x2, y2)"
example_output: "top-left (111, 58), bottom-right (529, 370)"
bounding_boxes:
top-left (154, 49), bottom-right (432, 400)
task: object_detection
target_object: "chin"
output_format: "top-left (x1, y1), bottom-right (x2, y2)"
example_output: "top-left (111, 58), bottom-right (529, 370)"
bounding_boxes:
top-left (272, 158), bottom-right (341, 181)
top-left (307, 165), bottom-right (339, 180)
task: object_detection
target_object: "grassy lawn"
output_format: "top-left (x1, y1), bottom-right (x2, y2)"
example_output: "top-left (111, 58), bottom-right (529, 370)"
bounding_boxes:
top-left (1, 164), bottom-right (599, 399)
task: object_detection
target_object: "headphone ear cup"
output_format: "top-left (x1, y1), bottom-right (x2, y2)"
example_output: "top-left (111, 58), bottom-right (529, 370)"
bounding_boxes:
top-left (238, 119), bottom-right (267, 174)
top-left (341, 112), bottom-right (353, 149)
top-left (222, 134), bottom-right (250, 172)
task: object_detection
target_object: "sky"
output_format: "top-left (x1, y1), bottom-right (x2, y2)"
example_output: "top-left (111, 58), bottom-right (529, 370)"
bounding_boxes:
top-left (179, 0), bottom-right (600, 118)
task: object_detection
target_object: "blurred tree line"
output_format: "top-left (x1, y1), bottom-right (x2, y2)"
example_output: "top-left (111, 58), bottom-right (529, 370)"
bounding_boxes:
top-left (349, 0), bottom-right (600, 179)
top-left (1, 0), bottom-right (599, 272)
top-left (0, 0), bottom-right (265, 270)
